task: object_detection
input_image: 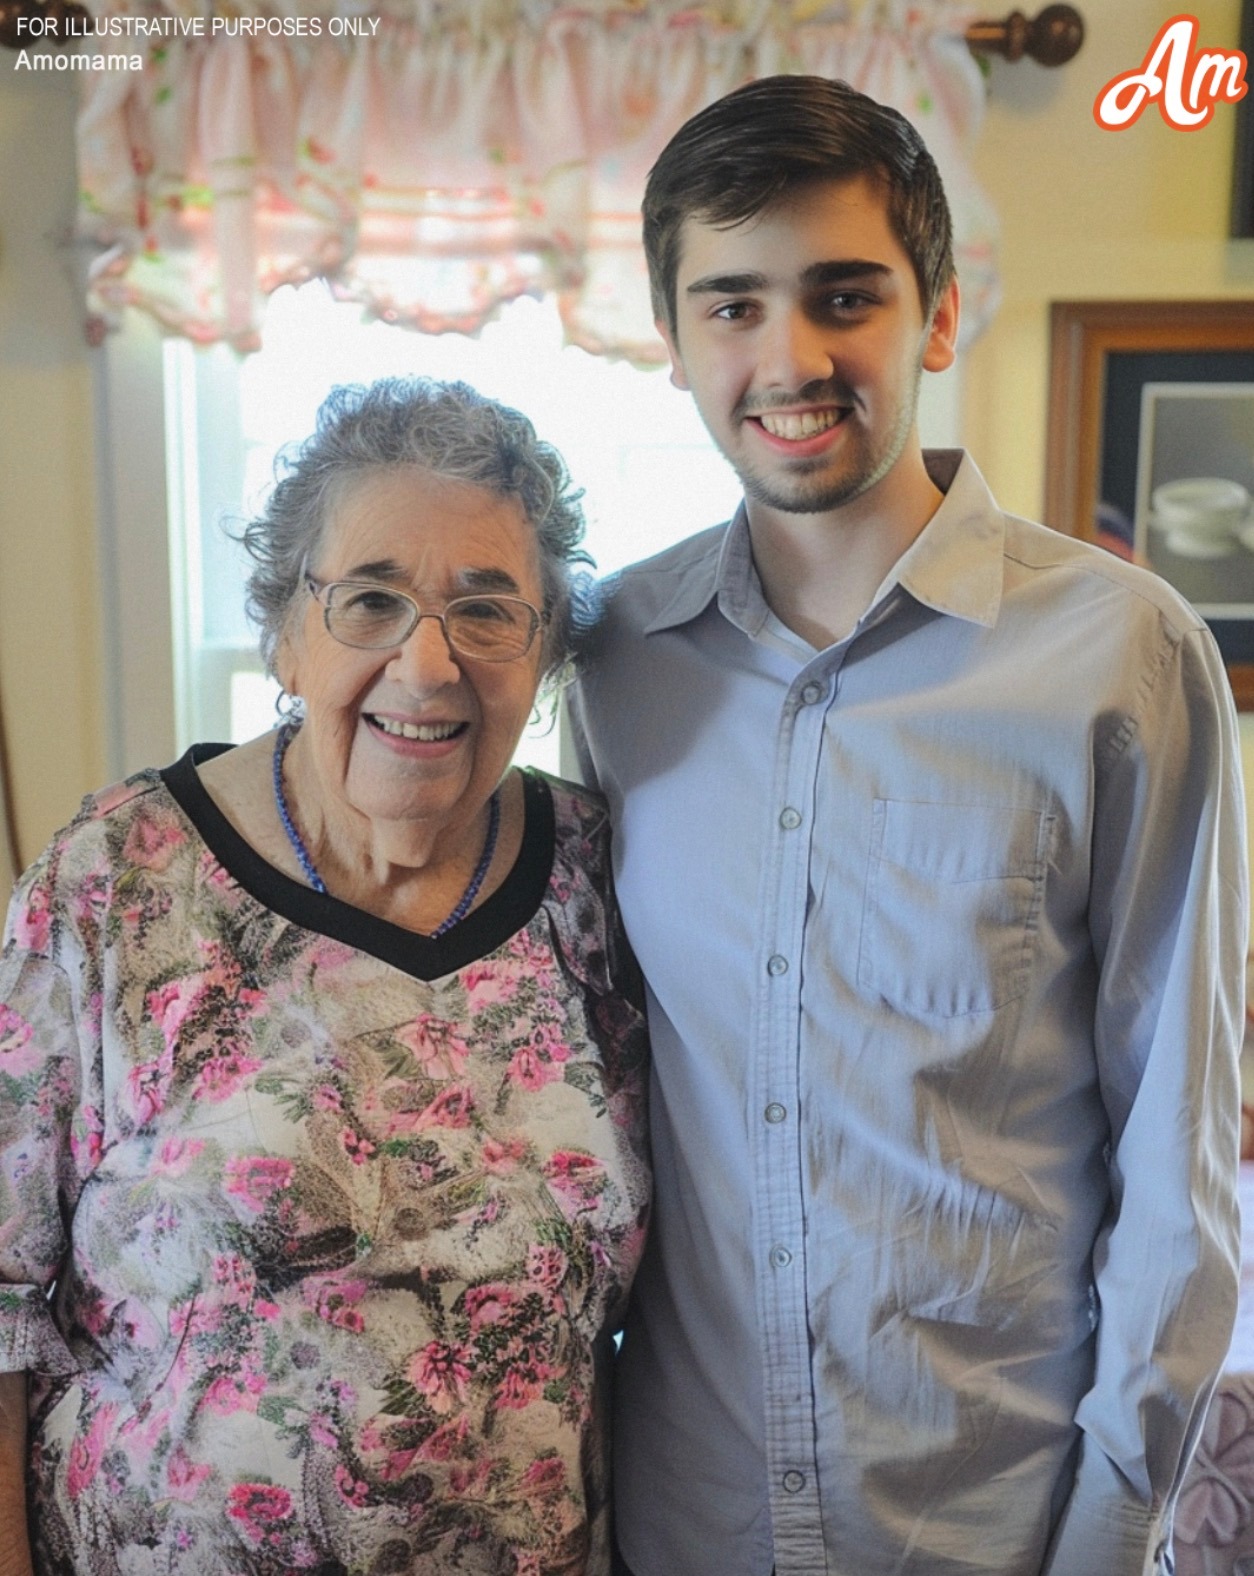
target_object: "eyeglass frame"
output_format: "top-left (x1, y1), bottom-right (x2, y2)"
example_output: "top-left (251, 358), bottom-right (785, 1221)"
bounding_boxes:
top-left (303, 574), bottom-right (547, 663)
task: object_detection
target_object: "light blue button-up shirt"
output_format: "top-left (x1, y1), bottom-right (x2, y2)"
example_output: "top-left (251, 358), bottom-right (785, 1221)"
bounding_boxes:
top-left (569, 451), bottom-right (1247, 1576)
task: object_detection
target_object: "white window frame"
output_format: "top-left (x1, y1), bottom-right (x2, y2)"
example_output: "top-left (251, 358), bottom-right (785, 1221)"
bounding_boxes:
top-left (94, 303), bottom-right (964, 783)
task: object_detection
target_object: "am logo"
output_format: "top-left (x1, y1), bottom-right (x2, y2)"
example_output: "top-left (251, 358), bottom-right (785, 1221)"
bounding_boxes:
top-left (1094, 13), bottom-right (1247, 130)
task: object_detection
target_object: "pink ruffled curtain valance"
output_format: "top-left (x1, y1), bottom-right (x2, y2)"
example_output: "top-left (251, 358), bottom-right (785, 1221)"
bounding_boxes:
top-left (76, 0), bottom-right (997, 360)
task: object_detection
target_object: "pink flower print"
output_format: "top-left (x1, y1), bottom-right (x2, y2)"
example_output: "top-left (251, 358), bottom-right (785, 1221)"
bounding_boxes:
top-left (377, 1446), bottom-right (418, 1482)
top-left (194, 1050), bottom-right (262, 1101)
top-left (417, 1416), bottom-right (470, 1462)
top-left (224, 1155), bottom-right (294, 1214)
top-left (226, 1482), bottom-right (294, 1544)
top-left (463, 1283), bottom-right (516, 1330)
top-left (463, 962), bottom-right (519, 1011)
top-left (124, 1048), bottom-right (173, 1127)
top-left (203, 1359), bottom-right (266, 1416)
top-left (0, 1005), bottom-right (37, 1078)
top-left (449, 1458), bottom-right (494, 1497)
top-left (153, 1135), bottom-right (205, 1176)
top-left (309, 1411), bottom-right (338, 1449)
top-left (495, 1367), bottom-right (542, 1411)
top-left (303, 1276), bottom-right (367, 1334)
top-left (340, 1127), bottom-right (376, 1166)
top-left (396, 1014), bottom-right (470, 1079)
top-left (167, 1445), bottom-right (211, 1502)
top-left (1176, 1389), bottom-right (1254, 1562)
top-left (73, 870), bottom-right (110, 932)
top-left (312, 1083), bottom-right (342, 1112)
top-left (408, 1341), bottom-right (472, 1414)
top-left (66, 1403), bottom-right (118, 1499)
top-left (145, 977), bottom-right (202, 1052)
top-left (69, 1106), bottom-right (105, 1173)
top-left (415, 1084), bottom-right (476, 1131)
top-left (481, 1136), bottom-right (528, 1174)
top-left (519, 1454), bottom-right (567, 1499)
top-left (544, 1150), bottom-right (606, 1217)
top-left (122, 813), bottom-right (185, 872)
top-left (526, 1243), bottom-right (568, 1295)
top-left (334, 1463), bottom-right (370, 1506)
top-left (507, 1044), bottom-right (560, 1092)
top-left (15, 880), bottom-right (51, 951)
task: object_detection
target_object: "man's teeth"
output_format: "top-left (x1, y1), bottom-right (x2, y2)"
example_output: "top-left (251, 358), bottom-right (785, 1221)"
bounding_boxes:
top-left (757, 409), bottom-right (842, 440)
top-left (372, 717), bottom-right (461, 741)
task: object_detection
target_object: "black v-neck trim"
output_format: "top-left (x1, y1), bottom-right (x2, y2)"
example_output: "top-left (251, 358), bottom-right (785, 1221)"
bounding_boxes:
top-left (160, 744), bottom-right (555, 982)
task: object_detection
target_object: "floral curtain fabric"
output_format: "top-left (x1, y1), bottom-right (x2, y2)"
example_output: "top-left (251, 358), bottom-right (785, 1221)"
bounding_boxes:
top-left (76, 0), bottom-right (996, 361)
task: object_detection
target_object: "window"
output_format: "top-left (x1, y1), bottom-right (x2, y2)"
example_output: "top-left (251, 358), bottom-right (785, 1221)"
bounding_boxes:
top-left (164, 283), bottom-right (744, 774)
top-left (98, 282), bottom-right (958, 780)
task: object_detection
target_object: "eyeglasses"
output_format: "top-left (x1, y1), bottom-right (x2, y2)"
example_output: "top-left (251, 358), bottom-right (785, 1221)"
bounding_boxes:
top-left (306, 576), bottom-right (544, 663)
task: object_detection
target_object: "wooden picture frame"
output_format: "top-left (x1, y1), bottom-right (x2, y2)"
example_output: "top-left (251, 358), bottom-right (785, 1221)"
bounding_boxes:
top-left (1045, 299), bottom-right (1254, 708)
top-left (1232, 0), bottom-right (1254, 238)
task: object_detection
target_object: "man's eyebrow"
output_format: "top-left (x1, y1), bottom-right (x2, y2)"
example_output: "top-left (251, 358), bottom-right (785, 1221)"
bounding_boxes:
top-left (684, 260), bottom-right (894, 296)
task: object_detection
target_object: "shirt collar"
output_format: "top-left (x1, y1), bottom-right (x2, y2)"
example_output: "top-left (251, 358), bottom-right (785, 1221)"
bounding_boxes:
top-left (643, 449), bottom-right (1006, 638)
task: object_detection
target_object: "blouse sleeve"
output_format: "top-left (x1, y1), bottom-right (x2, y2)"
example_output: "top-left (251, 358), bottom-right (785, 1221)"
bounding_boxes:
top-left (0, 874), bottom-right (97, 1378)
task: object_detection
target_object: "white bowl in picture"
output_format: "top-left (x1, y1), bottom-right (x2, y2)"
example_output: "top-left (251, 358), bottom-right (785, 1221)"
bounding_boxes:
top-left (1150, 476), bottom-right (1250, 559)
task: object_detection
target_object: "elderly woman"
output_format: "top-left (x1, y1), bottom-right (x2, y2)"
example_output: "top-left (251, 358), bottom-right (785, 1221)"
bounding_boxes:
top-left (0, 378), bottom-right (650, 1575)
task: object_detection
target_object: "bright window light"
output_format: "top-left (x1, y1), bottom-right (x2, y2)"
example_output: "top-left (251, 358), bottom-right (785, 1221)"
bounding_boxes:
top-left (165, 283), bottom-right (743, 772)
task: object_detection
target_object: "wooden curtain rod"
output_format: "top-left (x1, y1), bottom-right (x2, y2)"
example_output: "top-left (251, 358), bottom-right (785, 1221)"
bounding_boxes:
top-left (2, 2), bottom-right (1086, 57)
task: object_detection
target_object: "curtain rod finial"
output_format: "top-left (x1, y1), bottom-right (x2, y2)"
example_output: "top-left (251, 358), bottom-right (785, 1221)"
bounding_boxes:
top-left (966, 5), bottom-right (1085, 68)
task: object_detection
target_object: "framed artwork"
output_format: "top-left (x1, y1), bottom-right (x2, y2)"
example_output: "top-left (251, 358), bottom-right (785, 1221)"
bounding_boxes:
top-left (1232, 0), bottom-right (1254, 237)
top-left (1045, 299), bottom-right (1254, 707)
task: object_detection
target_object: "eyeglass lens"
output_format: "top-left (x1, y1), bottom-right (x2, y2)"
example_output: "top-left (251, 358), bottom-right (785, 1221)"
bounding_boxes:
top-left (323, 584), bottom-right (538, 659)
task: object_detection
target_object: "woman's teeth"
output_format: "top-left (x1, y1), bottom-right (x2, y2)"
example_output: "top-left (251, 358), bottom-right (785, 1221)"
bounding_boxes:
top-left (757, 409), bottom-right (842, 439)
top-left (371, 716), bottom-right (462, 741)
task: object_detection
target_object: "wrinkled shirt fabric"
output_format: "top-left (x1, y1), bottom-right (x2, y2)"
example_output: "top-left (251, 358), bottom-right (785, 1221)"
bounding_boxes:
top-left (569, 450), bottom-right (1247, 1576)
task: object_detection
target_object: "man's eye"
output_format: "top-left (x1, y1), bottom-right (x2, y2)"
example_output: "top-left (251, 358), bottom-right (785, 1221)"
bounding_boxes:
top-left (712, 301), bottom-right (754, 322)
top-left (826, 292), bottom-right (873, 313)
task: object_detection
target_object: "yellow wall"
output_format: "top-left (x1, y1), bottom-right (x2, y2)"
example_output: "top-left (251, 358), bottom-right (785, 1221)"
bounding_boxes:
top-left (2, 3), bottom-right (1254, 872)
top-left (963, 0), bottom-right (1254, 887)
top-left (0, 63), bottom-right (105, 871)
top-left (966, 0), bottom-right (1252, 518)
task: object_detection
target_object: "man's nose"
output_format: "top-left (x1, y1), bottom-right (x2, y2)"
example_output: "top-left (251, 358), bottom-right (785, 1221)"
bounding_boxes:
top-left (759, 310), bottom-right (834, 390)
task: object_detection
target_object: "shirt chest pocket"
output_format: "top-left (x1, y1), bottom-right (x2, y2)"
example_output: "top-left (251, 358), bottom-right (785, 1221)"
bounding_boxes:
top-left (857, 800), bottom-right (1053, 1018)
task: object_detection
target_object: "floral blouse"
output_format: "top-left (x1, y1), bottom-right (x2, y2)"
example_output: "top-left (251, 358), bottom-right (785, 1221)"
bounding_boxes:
top-left (0, 748), bottom-right (650, 1576)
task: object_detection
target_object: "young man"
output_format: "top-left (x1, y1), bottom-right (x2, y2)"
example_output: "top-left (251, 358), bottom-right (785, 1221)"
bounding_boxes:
top-left (569, 76), bottom-right (1248, 1576)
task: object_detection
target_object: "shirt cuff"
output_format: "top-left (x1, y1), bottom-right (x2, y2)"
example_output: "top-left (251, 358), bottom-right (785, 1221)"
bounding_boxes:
top-left (1042, 1437), bottom-right (1172, 1576)
top-left (0, 1286), bottom-right (80, 1377)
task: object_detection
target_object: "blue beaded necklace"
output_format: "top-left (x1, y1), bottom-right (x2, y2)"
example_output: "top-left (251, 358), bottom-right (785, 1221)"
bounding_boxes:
top-left (271, 721), bottom-right (501, 938)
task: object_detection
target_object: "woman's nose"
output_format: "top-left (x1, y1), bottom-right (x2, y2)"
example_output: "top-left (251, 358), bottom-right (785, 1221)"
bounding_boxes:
top-left (386, 611), bottom-right (461, 690)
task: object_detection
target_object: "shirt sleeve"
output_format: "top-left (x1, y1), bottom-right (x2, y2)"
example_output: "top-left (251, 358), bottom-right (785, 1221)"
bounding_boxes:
top-left (0, 875), bottom-right (96, 1380)
top-left (1042, 625), bottom-right (1247, 1576)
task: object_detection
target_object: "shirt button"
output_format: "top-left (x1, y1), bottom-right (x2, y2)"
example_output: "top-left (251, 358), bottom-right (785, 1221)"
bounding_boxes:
top-left (769, 1245), bottom-right (793, 1269)
top-left (800, 682), bottom-right (825, 705)
top-left (764, 1103), bottom-right (787, 1124)
top-left (767, 954), bottom-right (789, 977)
top-left (779, 807), bottom-right (802, 830)
top-left (782, 1470), bottom-right (806, 1493)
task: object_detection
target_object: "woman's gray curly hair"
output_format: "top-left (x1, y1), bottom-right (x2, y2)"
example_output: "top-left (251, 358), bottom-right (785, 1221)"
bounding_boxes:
top-left (241, 377), bottom-right (592, 686)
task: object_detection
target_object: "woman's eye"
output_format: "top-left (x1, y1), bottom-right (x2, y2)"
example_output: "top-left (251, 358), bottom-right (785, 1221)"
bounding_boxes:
top-left (457, 598), bottom-right (510, 622)
top-left (344, 589), bottom-right (402, 614)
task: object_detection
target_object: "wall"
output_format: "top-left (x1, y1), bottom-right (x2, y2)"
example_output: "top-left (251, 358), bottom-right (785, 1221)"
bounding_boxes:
top-left (964, 0), bottom-right (1254, 864)
top-left (966, 0), bottom-right (1252, 516)
top-left (2, 3), bottom-right (1254, 874)
top-left (0, 60), bottom-right (105, 870)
